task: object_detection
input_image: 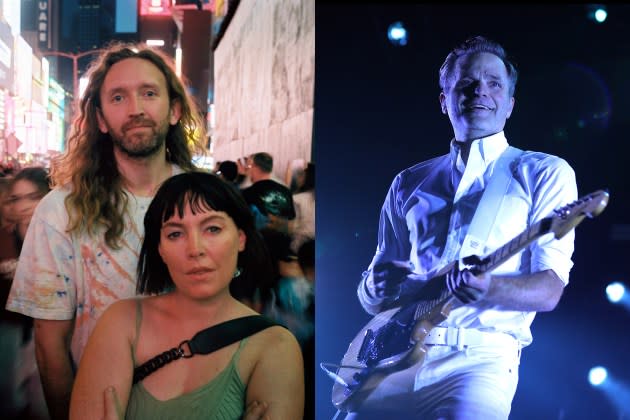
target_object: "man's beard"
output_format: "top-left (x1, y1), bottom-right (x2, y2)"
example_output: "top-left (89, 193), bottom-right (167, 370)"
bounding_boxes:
top-left (110, 116), bottom-right (170, 158)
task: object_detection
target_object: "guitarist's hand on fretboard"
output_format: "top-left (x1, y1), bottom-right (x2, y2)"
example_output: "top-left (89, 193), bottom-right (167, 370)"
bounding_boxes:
top-left (446, 255), bottom-right (492, 304)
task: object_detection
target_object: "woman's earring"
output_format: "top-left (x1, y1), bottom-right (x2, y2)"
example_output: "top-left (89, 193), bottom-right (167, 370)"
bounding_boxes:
top-left (233, 267), bottom-right (242, 278)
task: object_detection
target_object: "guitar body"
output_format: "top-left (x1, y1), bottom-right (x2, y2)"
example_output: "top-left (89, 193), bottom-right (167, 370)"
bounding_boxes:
top-left (331, 295), bottom-right (458, 412)
top-left (328, 190), bottom-right (609, 413)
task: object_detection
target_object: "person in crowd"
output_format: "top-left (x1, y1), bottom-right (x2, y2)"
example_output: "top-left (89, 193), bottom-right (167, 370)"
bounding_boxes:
top-left (259, 228), bottom-right (314, 347)
top-left (0, 177), bottom-right (12, 230)
top-left (3, 167), bottom-right (51, 241)
top-left (69, 172), bottom-right (304, 420)
top-left (6, 42), bottom-right (206, 419)
top-left (285, 158), bottom-right (307, 194)
top-left (290, 162), bottom-right (315, 253)
top-left (241, 152), bottom-right (296, 233)
top-left (296, 237), bottom-right (315, 420)
top-left (216, 160), bottom-right (239, 185)
top-left (0, 167), bottom-right (51, 419)
top-left (257, 227), bottom-right (314, 420)
top-left (346, 36), bottom-right (578, 419)
top-left (235, 156), bottom-right (251, 189)
top-left (297, 238), bottom-right (315, 284)
top-left (260, 229), bottom-right (315, 419)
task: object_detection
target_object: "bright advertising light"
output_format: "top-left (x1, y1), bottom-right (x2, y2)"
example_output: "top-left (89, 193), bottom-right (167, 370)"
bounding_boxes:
top-left (78, 76), bottom-right (89, 100)
top-left (146, 39), bottom-right (165, 47)
top-left (175, 47), bottom-right (182, 77)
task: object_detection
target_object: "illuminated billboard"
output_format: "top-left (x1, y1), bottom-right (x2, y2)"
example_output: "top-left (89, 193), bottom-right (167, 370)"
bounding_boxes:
top-left (140, 0), bottom-right (173, 16)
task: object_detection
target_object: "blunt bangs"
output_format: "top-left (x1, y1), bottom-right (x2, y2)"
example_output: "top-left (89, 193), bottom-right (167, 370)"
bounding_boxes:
top-left (154, 172), bottom-right (251, 231)
top-left (137, 171), bottom-right (258, 295)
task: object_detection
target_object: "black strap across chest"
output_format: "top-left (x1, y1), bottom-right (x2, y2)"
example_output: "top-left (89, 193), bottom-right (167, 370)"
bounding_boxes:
top-left (132, 315), bottom-right (280, 384)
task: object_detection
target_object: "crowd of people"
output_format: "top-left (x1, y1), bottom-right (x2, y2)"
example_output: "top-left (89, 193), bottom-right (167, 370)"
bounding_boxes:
top-left (1, 41), bottom-right (314, 420)
top-left (214, 152), bottom-right (316, 419)
top-left (1, 166), bottom-right (51, 419)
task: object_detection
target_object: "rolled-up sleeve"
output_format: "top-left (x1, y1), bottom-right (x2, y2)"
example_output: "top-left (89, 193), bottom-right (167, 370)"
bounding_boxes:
top-left (528, 156), bottom-right (578, 285)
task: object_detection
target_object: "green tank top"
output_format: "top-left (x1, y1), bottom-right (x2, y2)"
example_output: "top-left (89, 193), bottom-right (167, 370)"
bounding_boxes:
top-left (125, 300), bottom-right (247, 419)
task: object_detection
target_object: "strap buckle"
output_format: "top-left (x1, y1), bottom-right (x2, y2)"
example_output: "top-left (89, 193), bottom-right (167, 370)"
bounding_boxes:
top-left (178, 339), bottom-right (194, 358)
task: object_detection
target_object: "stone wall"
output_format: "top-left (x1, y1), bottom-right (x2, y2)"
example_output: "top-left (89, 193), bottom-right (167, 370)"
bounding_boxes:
top-left (212, 0), bottom-right (314, 181)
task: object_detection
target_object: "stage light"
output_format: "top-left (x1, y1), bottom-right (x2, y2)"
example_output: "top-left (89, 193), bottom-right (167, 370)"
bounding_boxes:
top-left (606, 282), bottom-right (625, 303)
top-left (587, 366), bottom-right (630, 416)
top-left (605, 281), bottom-right (630, 312)
top-left (594, 8), bottom-right (607, 22)
top-left (587, 5), bottom-right (608, 23)
top-left (387, 21), bottom-right (408, 46)
top-left (589, 366), bottom-right (608, 386)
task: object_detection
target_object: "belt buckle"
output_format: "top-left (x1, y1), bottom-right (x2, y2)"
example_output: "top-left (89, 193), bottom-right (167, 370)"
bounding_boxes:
top-left (445, 327), bottom-right (466, 350)
top-left (456, 328), bottom-right (466, 351)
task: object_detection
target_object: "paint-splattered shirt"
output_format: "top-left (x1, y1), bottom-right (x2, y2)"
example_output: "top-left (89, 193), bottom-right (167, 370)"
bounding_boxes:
top-left (6, 168), bottom-right (181, 365)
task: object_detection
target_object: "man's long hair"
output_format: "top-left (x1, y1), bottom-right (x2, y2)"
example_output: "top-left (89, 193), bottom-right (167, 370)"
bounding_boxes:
top-left (49, 42), bottom-right (207, 249)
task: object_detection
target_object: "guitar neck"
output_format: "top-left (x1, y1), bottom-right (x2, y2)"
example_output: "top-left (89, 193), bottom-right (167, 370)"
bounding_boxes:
top-left (474, 216), bottom-right (553, 274)
top-left (410, 216), bottom-right (555, 322)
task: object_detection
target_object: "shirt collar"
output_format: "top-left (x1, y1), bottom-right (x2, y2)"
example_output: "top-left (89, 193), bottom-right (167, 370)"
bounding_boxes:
top-left (449, 131), bottom-right (509, 169)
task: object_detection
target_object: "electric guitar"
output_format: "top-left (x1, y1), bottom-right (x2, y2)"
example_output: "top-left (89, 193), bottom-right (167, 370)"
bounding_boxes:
top-left (324, 190), bottom-right (610, 412)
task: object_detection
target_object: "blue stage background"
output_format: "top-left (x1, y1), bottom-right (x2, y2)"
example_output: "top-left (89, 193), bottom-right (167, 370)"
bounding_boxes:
top-left (315, 4), bottom-right (630, 420)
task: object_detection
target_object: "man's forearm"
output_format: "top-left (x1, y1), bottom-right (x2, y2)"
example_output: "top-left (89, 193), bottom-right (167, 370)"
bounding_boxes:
top-left (41, 360), bottom-right (74, 420)
top-left (486, 269), bottom-right (565, 312)
top-left (34, 319), bottom-right (75, 420)
top-left (39, 359), bottom-right (74, 420)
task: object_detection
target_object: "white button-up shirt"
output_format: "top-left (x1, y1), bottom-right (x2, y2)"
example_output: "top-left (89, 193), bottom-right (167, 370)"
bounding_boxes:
top-left (358, 132), bottom-right (577, 345)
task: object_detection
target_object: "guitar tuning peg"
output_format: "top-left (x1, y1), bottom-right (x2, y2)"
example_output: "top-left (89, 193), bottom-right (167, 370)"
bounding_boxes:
top-left (553, 207), bottom-right (570, 219)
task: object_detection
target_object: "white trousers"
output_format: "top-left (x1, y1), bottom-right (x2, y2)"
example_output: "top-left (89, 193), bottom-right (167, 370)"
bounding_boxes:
top-left (344, 339), bottom-right (521, 420)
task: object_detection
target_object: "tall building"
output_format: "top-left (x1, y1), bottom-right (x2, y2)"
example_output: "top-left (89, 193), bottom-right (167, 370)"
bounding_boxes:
top-left (20, 0), bottom-right (59, 58)
top-left (77, 0), bottom-right (105, 51)
top-left (19, 0), bottom-right (134, 100)
top-left (21, 1), bottom-right (214, 146)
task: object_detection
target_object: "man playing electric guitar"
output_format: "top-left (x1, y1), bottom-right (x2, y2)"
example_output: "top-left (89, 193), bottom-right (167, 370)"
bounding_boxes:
top-left (346, 36), bottom-right (579, 419)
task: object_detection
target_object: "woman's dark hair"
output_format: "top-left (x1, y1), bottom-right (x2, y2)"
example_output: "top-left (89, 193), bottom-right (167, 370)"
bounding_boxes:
top-left (217, 160), bottom-right (238, 183)
top-left (136, 171), bottom-right (274, 295)
top-left (299, 162), bottom-right (315, 193)
top-left (11, 167), bottom-right (51, 196)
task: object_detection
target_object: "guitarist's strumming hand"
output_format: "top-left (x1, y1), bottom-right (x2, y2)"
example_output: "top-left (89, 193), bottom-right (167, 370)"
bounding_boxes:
top-left (446, 255), bottom-right (492, 304)
top-left (370, 260), bottom-right (414, 298)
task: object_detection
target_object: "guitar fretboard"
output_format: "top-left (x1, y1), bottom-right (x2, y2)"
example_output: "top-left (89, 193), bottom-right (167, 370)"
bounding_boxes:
top-left (477, 217), bottom-right (551, 273)
top-left (412, 217), bottom-right (553, 323)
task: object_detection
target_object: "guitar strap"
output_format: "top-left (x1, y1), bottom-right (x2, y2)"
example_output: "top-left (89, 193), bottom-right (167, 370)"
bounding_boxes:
top-left (458, 146), bottom-right (524, 259)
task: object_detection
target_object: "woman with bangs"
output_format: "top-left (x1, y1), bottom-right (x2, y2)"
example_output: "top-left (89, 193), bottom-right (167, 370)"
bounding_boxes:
top-left (70, 172), bottom-right (305, 420)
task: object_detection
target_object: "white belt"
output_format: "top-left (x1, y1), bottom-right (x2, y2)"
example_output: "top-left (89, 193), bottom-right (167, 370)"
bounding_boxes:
top-left (423, 327), bottom-right (519, 351)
